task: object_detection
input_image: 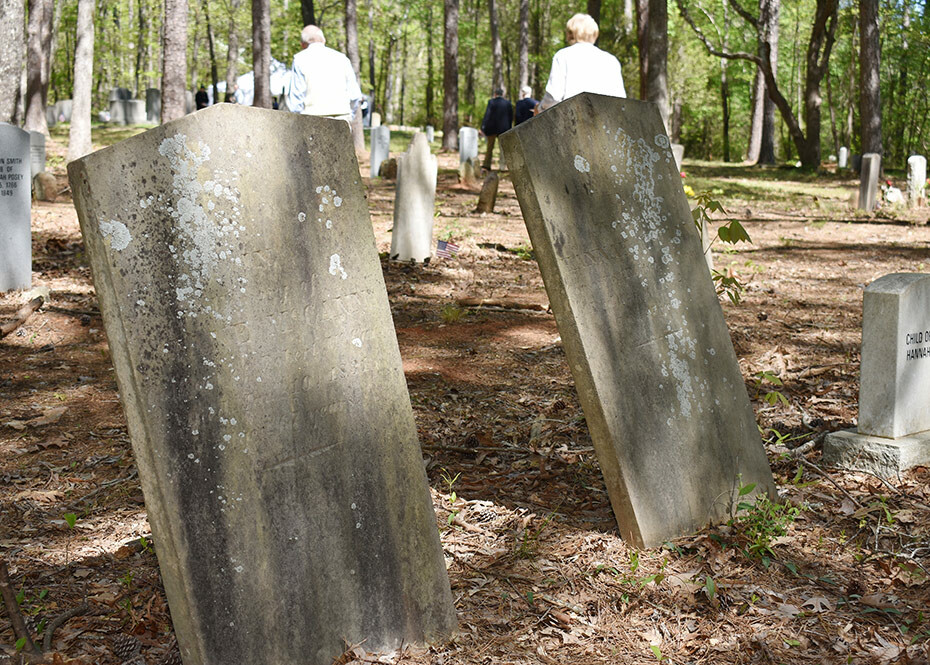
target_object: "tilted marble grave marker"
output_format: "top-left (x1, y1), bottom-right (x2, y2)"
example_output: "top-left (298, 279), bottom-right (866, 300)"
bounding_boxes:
top-left (390, 132), bottom-right (436, 262)
top-left (459, 127), bottom-right (478, 165)
top-left (68, 104), bottom-right (456, 665)
top-left (370, 124), bottom-right (390, 178)
top-left (859, 153), bottom-right (880, 212)
top-left (907, 155), bottom-right (926, 208)
top-left (0, 123), bottom-right (32, 292)
top-left (825, 274), bottom-right (930, 476)
top-left (501, 94), bottom-right (774, 547)
top-left (838, 146), bottom-right (848, 169)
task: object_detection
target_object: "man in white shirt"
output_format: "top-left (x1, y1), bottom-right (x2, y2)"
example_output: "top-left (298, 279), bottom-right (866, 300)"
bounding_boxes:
top-left (286, 25), bottom-right (364, 123)
top-left (537, 14), bottom-right (626, 112)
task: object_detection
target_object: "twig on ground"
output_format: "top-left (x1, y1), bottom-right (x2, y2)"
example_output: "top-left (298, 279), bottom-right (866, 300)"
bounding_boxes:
top-left (0, 298), bottom-right (44, 340)
top-left (803, 459), bottom-right (863, 509)
top-left (42, 603), bottom-right (88, 652)
top-left (0, 559), bottom-right (41, 659)
top-left (790, 432), bottom-right (825, 457)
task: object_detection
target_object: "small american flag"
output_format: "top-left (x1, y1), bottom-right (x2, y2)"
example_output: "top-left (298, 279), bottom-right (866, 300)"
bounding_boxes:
top-left (436, 239), bottom-right (460, 258)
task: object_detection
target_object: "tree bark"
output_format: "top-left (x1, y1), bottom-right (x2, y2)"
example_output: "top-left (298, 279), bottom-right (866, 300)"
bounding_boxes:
top-left (488, 0), bottom-right (503, 91)
top-left (368, 0), bottom-right (376, 106)
top-left (345, 0), bottom-right (365, 155)
top-left (426, 4), bottom-right (436, 125)
top-left (0, 0), bottom-right (25, 123)
top-left (67, 0), bottom-right (94, 161)
top-left (252, 0), bottom-right (271, 108)
top-left (225, 0), bottom-right (240, 96)
top-left (644, 0), bottom-right (670, 131)
top-left (204, 0), bottom-right (219, 106)
top-left (135, 0), bottom-right (146, 95)
top-left (301, 0), bottom-right (315, 26)
top-left (24, 0), bottom-right (54, 134)
top-left (758, 0), bottom-right (778, 165)
top-left (636, 0), bottom-right (648, 100)
top-left (518, 0), bottom-right (529, 89)
top-left (586, 0), bottom-right (602, 24)
top-left (746, 67), bottom-right (763, 161)
top-left (161, 0), bottom-right (188, 122)
top-left (442, 0), bottom-right (459, 150)
top-left (858, 0), bottom-right (881, 155)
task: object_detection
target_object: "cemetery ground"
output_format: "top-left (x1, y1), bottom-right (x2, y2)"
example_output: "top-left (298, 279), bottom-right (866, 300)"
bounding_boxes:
top-left (1, 126), bottom-right (929, 665)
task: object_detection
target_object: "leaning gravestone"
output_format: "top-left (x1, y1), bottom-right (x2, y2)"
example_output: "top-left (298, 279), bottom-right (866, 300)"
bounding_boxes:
top-left (0, 124), bottom-right (32, 292)
top-left (145, 88), bottom-right (161, 123)
top-left (67, 104), bottom-right (456, 665)
top-left (671, 143), bottom-right (684, 171)
top-left (125, 99), bottom-right (147, 124)
top-left (475, 172), bottom-right (499, 213)
top-left (459, 127), bottom-right (478, 165)
top-left (425, 124), bottom-right (435, 143)
top-left (55, 99), bottom-right (73, 122)
top-left (859, 153), bottom-right (881, 212)
top-left (29, 130), bottom-right (46, 178)
top-left (390, 132), bottom-right (436, 262)
top-left (838, 146), bottom-right (849, 169)
top-left (907, 155), bottom-right (926, 209)
top-left (824, 274), bottom-right (930, 477)
top-left (370, 124), bottom-right (390, 178)
top-left (501, 94), bottom-right (774, 548)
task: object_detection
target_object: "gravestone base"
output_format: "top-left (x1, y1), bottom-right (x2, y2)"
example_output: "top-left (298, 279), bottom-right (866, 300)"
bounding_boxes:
top-left (824, 429), bottom-right (930, 479)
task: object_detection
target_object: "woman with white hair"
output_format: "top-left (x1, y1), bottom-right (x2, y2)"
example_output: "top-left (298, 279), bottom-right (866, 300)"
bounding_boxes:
top-left (537, 13), bottom-right (626, 112)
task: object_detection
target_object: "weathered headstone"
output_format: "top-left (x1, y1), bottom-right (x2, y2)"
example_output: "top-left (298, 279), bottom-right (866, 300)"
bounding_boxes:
top-left (45, 106), bottom-right (56, 128)
top-left (110, 87), bottom-right (132, 101)
top-left (501, 94), bottom-right (774, 548)
top-left (378, 157), bottom-right (397, 180)
top-left (67, 104), bottom-right (456, 665)
top-left (54, 99), bottom-right (73, 122)
top-left (390, 132), bottom-right (437, 262)
top-left (425, 125), bottom-right (434, 143)
top-left (0, 124), bottom-right (32, 292)
top-left (858, 152), bottom-right (881, 212)
top-left (370, 125), bottom-right (390, 178)
top-left (29, 130), bottom-right (45, 178)
top-left (146, 88), bottom-right (161, 124)
top-left (475, 172), bottom-right (499, 213)
top-left (907, 155), bottom-right (926, 209)
top-left (825, 274), bottom-right (930, 476)
top-left (126, 99), bottom-right (147, 124)
top-left (33, 172), bottom-right (57, 202)
top-left (371, 111), bottom-right (382, 128)
top-left (458, 127), bottom-right (478, 165)
top-left (185, 90), bottom-right (195, 115)
top-left (671, 143), bottom-right (684, 171)
top-left (109, 99), bottom-right (127, 124)
top-left (459, 156), bottom-right (478, 188)
top-left (838, 146), bottom-right (848, 169)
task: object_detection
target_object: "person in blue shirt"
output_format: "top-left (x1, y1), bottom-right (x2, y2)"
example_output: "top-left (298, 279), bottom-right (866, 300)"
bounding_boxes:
top-left (514, 86), bottom-right (537, 125)
top-left (479, 88), bottom-right (513, 171)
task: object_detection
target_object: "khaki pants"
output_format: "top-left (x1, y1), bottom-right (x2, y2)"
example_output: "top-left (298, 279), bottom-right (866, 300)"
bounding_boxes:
top-left (483, 134), bottom-right (499, 171)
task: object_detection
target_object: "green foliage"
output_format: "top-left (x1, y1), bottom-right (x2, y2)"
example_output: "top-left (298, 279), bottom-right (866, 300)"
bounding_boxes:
top-left (754, 371), bottom-right (790, 407)
top-left (439, 469), bottom-right (461, 526)
top-left (730, 489), bottom-right (801, 561)
top-left (692, 193), bottom-right (751, 304)
top-left (440, 303), bottom-right (467, 324)
top-left (63, 512), bottom-right (77, 528)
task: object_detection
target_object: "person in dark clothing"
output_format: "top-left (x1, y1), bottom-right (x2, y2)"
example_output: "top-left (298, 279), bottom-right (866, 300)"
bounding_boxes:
top-left (514, 85), bottom-right (538, 125)
top-left (195, 85), bottom-right (209, 110)
top-left (480, 88), bottom-right (513, 171)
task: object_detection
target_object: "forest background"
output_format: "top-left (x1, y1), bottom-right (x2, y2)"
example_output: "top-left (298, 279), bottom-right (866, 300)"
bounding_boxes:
top-left (0, 0), bottom-right (927, 170)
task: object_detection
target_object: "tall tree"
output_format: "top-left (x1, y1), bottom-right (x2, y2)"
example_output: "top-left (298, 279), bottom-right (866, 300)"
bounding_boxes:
top-left (252, 0), bottom-right (271, 107)
top-left (301, 0), bottom-right (315, 26)
top-left (225, 0), bottom-right (241, 96)
top-left (203, 0), bottom-right (220, 105)
top-left (678, 0), bottom-right (838, 169)
top-left (442, 0), bottom-right (459, 150)
top-left (858, 0), bottom-right (881, 156)
top-left (161, 0), bottom-right (188, 122)
top-left (345, 0), bottom-right (365, 155)
top-left (638, 0), bottom-right (670, 130)
top-left (0, 0), bottom-right (25, 122)
top-left (488, 0), bottom-right (503, 91)
top-left (518, 0), bottom-right (529, 89)
top-left (24, 0), bottom-right (54, 134)
top-left (67, 0), bottom-right (94, 161)
top-left (587, 0), bottom-right (601, 24)
top-left (425, 4), bottom-right (436, 125)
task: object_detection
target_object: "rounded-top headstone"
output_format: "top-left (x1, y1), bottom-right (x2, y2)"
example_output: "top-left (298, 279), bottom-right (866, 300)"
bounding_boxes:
top-left (0, 123), bottom-right (32, 291)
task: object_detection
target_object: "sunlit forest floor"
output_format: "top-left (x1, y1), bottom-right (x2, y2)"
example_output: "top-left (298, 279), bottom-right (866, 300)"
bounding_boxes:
top-left (1, 122), bottom-right (929, 664)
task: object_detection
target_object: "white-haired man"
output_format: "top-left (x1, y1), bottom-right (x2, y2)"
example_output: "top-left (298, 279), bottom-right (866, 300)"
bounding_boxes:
top-left (286, 25), bottom-right (363, 122)
top-left (537, 14), bottom-right (626, 112)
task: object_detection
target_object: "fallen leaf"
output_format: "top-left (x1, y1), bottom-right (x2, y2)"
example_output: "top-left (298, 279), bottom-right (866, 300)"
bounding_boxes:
top-left (860, 593), bottom-right (901, 610)
top-left (5, 419), bottom-right (28, 430)
top-left (801, 595), bottom-right (833, 612)
top-left (773, 603), bottom-right (801, 619)
top-left (12, 489), bottom-right (64, 503)
top-left (30, 406), bottom-right (68, 426)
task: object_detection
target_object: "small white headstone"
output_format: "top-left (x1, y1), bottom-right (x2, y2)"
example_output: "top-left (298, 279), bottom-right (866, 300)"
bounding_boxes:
top-left (0, 123), bottom-right (32, 292)
top-left (458, 127), bottom-right (478, 165)
top-left (29, 131), bottom-right (46, 178)
top-left (838, 146), bottom-right (848, 169)
top-left (126, 99), bottom-right (147, 124)
top-left (371, 112), bottom-right (382, 128)
top-left (390, 132), bottom-right (437, 262)
top-left (370, 125), bottom-right (390, 178)
top-left (907, 155), bottom-right (926, 209)
top-left (146, 88), bottom-right (161, 123)
top-left (858, 153), bottom-right (880, 212)
top-left (425, 125), bottom-right (434, 143)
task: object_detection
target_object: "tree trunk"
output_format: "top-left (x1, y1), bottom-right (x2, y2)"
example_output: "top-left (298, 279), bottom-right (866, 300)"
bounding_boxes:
top-left (721, 58), bottom-right (730, 162)
top-left (644, 0), bottom-right (670, 131)
top-left (204, 0), bottom-right (220, 106)
top-left (587, 0), bottom-right (601, 24)
top-left (24, 0), bottom-right (54, 134)
top-left (746, 67), bottom-right (763, 162)
top-left (368, 0), bottom-right (376, 106)
top-left (252, 0), bottom-right (271, 108)
top-left (517, 0), bottom-right (529, 90)
top-left (636, 0), bottom-right (648, 100)
top-left (488, 0), bottom-right (503, 91)
top-left (825, 70), bottom-right (838, 158)
top-left (426, 4), bottom-right (435, 125)
top-left (161, 0), bottom-right (188, 121)
top-left (301, 0), bottom-right (315, 26)
top-left (225, 0), bottom-right (240, 95)
top-left (858, 0), bottom-right (881, 155)
top-left (67, 0), bottom-right (94, 161)
top-left (135, 0), bottom-right (146, 95)
top-left (190, 8), bottom-right (201, 89)
top-left (758, 0), bottom-right (778, 165)
top-left (0, 0), bottom-right (25, 123)
top-left (381, 35), bottom-right (396, 121)
top-left (442, 0), bottom-right (459, 150)
top-left (345, 0), bottom-right (365, 155)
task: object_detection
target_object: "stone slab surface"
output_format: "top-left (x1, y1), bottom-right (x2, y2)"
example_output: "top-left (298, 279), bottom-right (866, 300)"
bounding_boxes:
top-left (501, 94), bottom-right (774, 548)
top-left (0, 123), bottom-right (32, 292)
top-left (68, 104), bottom-right (456, 665)
top-left (859, 273), bottom-right (930, 438)
top-left (824, 428), bottom-right (930, 479)
top-left (370, 125), bottom-right (390, 178)
top-left (390, 132), bottom-right (436, 262)
top-left (907, 155), bottom-right (926, 208)
top-left (859, 152), bottom-right (880, 212)
top-left (459, 127), bottom-right (478, 165)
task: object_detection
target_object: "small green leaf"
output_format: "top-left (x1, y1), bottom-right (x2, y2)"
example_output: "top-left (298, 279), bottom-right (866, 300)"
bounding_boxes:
top-left (526, 590), bottom-right (534, 603)
top-left (783, 561), bottom-right (799, 576)
top-left (650, 644), bottom-right (662, 660)
top-left (15, 589), bottom-right (25, 605)
top-left (784, 638), bottom-right (801, 647)
top-left (738, 483), bottom-right (757, 496)
top-left (64, 513), bottom-right (77, 528)
top-left (15, 637), bottom-right (26, 651)
top-left (38, 589), bottom-right (48, 600)
top-left (705, 576), bottom-right (716, 600)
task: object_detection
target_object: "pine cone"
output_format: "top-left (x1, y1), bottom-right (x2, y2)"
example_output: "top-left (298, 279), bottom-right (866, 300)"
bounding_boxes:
top-left (156, 649), bottom-right (182, 665)
top-left (112, 634), bottom-right (142, 660)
